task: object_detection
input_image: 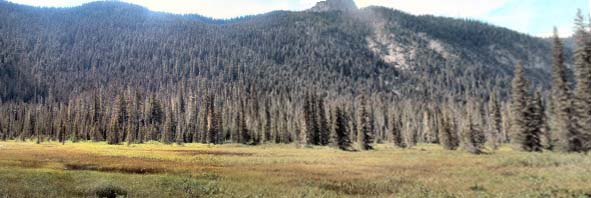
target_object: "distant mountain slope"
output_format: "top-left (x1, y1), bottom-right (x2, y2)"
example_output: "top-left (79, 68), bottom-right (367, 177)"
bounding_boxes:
top-left (0, 0), bottom-right (557, 102)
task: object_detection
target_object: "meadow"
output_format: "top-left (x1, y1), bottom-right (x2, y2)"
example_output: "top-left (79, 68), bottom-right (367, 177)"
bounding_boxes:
top-left (0, 141), bottom-right (590, 198)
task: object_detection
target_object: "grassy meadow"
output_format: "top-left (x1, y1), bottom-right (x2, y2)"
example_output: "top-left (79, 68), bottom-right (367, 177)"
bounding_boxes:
top-left (0, 141), bottom-right (590, 197)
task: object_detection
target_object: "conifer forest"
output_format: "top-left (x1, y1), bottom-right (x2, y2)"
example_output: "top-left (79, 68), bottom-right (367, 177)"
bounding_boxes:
top-left (1, 0), bottom-right (591, 197)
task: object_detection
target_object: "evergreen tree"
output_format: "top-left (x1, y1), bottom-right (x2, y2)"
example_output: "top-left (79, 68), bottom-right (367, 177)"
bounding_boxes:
top-left (207, 96), bottom-right (218, 144)
top-left (177, 86), bottom-right (186, 114)
top-left (573, 10), bottom-right (591, 152)
top-left (116, 94), bottom-right (128, 136)
top-left (274, 109), bottom-right (282, 143)
top-left (200, 96), bottom-right (210, 144)
top-left (149, 96), bottom-right (164, 140)
top-left (58, 120), bottom-right (66, 145)
top-left (510, 63), bottom-right (530, 150)
top-left (126, 91), bottom-right (140, 145)
top-left (333, 106), bottom-right (352, 150)
top-left (391, 113), bottom-right (406, 148)
top-left (510, 63), bottom-right (542, 152)
top-left (264, 100), bottom-right (272, 142)
top-left (550, 27), bottom-right (576, 152)
top-left (358, 95), bottom-right (374, 150)
top-left (27, 108), bottom-right (36, 142)
top-left (161, 108), bottom-right (174, 144)
top-left (108, 110), bottom-right (120, 145)
top-left (488, 90), bottom-right (502, 150)
top-left (216, 109), bottom-right (224, 144)
top-left (462, 100), bottom-right (485, 154)
top-left (188, 96), bottom-right (199, 143)
top-left (239, 100), bottom-right (250, 144)
top-left (526, 90), bottom-right (545, 152)
top-left (303, 93), bottom-right (319, 145)
top-left (175, 108), bottom-right (185, 145)
top-left (317, 97), bottom-right (330, 146)
top-left (91, 92), bottom-right (103, 141)
top-left (438, 108), bottom-right (459, 150)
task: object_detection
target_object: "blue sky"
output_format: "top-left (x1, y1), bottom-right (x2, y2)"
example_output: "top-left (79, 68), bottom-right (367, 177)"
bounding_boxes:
top-left (6, 0), bottom-right (589, 37)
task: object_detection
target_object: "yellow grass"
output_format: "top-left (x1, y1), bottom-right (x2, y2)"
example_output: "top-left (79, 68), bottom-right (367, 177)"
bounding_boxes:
top-left (1, 141), bottom-right (590, 197)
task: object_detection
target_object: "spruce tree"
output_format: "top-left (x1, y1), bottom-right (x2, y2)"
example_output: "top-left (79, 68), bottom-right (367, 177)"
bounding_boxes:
top-left (31, 108), bottom-right (39, 144)
top-left (216, 110), bottom-right (224, 144)
top-left (207, 95), bottom-right (217, 144)
top-left (264, 100), bottom-right (272, 142)
top-left (438, 108), bottom-right (459, 150)
top-left (462, 100), bottom-right (485, 154)
top-left (126, 91), bottom-right (140, 145)
top-left (525, 90), bottom-right (545, 152)
top-left (234, 103), bottom-right (242, 143)
top-left (573, 10), bottom-right (591, 152)
top-left (149, 96), bottom-right (163, 141)
top-left (550, 27), bottom-right (576, 152)
top-left (510, 63), bottom-right (542, 152)
top-left (317, 97), bottom-right (330, 146)
top-left (175, 108), bottom-right (184, 145)
top-left (116, 94), bottom-right (128, 135)
top-left (162, 108), bottom-right (175, 144)
top-left (188, 97), bottom-right (199, 143)
top-left (58, 120), bottom-right (66, 145)
top-left (303, 93), bottom-right (319, 145)
top-left (510, 63), bottom-right (529, 149)
top-left (239, 100), bottom-right (250, 144)
top-left (200, 96), bottom-right (210, 143)
top-left (333, 106), bottom-right (352, 150)
top-left (108, 110), bottom-right (120, 145)
top-left (358, 95), bottom-right (374, 150)
top-left (488, 90), bottom-right (502, 150)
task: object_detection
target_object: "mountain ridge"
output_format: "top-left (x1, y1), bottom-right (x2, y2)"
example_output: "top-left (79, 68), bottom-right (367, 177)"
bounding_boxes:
top-left (0, 1), bottom-right (560, 102)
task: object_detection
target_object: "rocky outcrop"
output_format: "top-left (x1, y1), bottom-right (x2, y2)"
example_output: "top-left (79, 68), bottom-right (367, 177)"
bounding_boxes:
top-left (308, 0), bottom-right (358, 12)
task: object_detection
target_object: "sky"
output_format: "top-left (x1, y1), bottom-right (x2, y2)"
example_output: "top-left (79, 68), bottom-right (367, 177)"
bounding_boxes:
top-left (6, 0), bottom-right (590, 37)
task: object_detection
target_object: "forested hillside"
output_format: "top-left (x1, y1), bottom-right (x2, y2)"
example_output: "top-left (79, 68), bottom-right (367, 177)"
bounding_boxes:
top-left (0, 0), bottom-right (555, 102)
top-left (1, 0), bottom-right (587, 152)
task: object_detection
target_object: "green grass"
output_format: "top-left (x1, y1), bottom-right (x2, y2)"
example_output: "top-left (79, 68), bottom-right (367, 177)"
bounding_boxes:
top-left (0, 141), bottom-right (590, 197)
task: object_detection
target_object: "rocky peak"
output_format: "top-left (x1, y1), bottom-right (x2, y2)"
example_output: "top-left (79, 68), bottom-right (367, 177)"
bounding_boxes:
top-left (308, 0), bottom-right (358, 12)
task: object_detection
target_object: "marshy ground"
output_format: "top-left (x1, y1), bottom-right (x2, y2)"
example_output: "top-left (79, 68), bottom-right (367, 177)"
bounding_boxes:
top-left (0, 141), bottom-right (590, 197)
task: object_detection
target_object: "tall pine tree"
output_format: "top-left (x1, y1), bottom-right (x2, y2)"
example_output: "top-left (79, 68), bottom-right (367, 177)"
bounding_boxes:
top-left (462, 99), bottom-right (485, 154)
top-left (550, 28), bottom-right (576, 152)
top-left (439, 107), bottom-right (459, 150)
top-left (488, 89), bottom-right (502, 150)
top-left (333, 106), bottom-right (352, 151)
top-left (573, 10), bottom-right (591, 152)
top-left (510, 63), bottom-right (542, 152)
top-left (358, 95), bottom-right (374, 150)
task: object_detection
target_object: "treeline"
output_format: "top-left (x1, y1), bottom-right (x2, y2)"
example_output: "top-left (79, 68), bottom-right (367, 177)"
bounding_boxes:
top-left (0, 85), bottom-right (508, 152)
top-left (0, 3), bottom-right (589, 154)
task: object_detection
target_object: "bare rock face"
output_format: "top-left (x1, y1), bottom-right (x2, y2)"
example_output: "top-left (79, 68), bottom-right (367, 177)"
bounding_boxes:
top-left (308, 0), bottom-right (358, 12)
